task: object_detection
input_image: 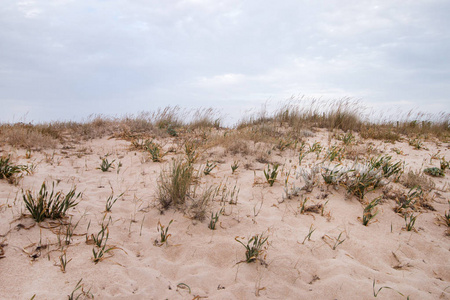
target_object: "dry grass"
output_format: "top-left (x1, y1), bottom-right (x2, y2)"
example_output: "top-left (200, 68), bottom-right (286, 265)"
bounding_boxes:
top-left (1, 101), bottom-right (448, 151)
top-left (401, 170), bottom-right (436, 192)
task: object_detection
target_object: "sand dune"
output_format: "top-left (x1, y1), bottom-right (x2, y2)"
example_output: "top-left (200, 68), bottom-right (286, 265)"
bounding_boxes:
top-left (0, 129), bottom-right (449, 299)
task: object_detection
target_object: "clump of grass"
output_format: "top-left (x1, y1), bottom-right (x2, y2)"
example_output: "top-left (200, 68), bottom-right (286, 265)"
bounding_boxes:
top-left (145, 140), bottom-right (166, 162)
top-left (395, 186), bottom-right (422, 214)
top-left (424, 167), bottom-right (444, 177)
top-left (361, 197), bottom-right (380, 226)
top-left (264, 163), bottom-right (279, 186)
top-left (235, 232), bottom-right (268, 263)
top-left (344, 164), bottom-right (381, 200)
top-left (157, 158), bottom-right (193, 210)
top-left (0, 156), bottom-right (31, 183)
top-left (231, 161), bottom-right (239, 174)
top-left (155, 219), bottom-right (173, 246)
top-left (22, 182), bottom-right (82, 223)
top-left (98, 157), bottom-right (115, 172)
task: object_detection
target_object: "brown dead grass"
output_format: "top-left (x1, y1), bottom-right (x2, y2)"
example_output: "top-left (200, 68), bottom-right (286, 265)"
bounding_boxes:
top-left (0, 101), bottom-right (448, 151)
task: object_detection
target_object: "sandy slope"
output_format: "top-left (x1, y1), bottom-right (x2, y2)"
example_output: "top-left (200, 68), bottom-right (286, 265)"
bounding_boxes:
top-left (0, 131), bottom-right (449, 299)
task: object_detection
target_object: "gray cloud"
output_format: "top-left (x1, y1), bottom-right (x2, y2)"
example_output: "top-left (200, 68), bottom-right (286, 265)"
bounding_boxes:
top-left (1, 0), bottom-right (449, 123)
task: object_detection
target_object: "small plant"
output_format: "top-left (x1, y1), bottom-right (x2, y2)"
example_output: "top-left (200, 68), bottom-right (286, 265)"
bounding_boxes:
top-left (424, 167), bottom-right (444, 177)
top-left (105, 192), bottom-right (124, 212)
top-left (208, 208), bottom-right (223, 230)
top-left (332, 232), bottom-right (345, 250)
top-left (235, 232), bottom-right (268, 263)
top-left (59, 216), bottom-right (81, 246)
top-left (440, 201), bottom-right (450, 227)
top-left (91, 222), bottom-right (109, 248)
top-left (231, 161), bottom-right (239, 174)
top-left (264, 163), bottom-right (279, 187)
top-left (68, 279), bottom-right (93, 300)
top-left (0, 156), bottom-right (30, 183)
top-left (58, 251), bottom-right (72, 273)
top-left (23, 182), bottom-right (82, 223)
top-left (91, 223), bottom-right (121, 264)
top-left (203, 160), bottom-right (217, 175)
top-left (362, 197), bottom-right (380, 226)
top-left (146, 140), bottom-right (165, 162)
top-left (156, 219), bottom-right (173, 246)
top-left (372, 279), bottom-right (404, 297)
top-left (98, 157), bottom-right (115, 172)
top-left (404, 212), bottom-right (418, 231)
top-left (299, 197), bottom-right (308, 214)
top-left (302, 224), bottom-right (315, 244)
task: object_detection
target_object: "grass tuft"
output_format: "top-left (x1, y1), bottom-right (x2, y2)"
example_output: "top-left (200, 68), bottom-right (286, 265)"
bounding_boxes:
top-left (22, 182), bottom-right (81, 223)
top-left (235, 232), bottom-right (268, 263)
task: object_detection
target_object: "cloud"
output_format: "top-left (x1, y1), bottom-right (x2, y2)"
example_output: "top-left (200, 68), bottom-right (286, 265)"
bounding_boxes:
top-left (0, 0), bottom-right (449, 123)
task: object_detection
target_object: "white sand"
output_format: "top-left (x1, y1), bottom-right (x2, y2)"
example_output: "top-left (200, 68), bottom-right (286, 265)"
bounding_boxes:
top-left (0, 131), bottom-right (449, 299)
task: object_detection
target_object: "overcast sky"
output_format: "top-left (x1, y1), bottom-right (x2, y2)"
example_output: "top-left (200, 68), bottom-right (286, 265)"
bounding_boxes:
top-left (1, 0), bottom-right (449, 124)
